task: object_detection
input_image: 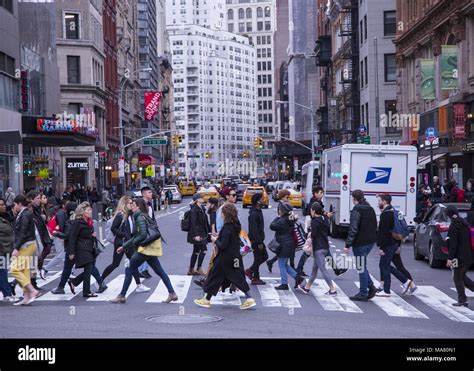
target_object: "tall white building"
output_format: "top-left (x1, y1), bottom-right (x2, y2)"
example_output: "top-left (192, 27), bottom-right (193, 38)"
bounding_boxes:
top-left (225, 0), bottom-right (278, 145)
top-left (167, 0), bottom-right (257, 178)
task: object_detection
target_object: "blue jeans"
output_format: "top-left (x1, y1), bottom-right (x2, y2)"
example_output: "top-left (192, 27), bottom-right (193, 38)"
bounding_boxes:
top-left (0, 265), bottom-right (12, 297)
top-left (379, 244), bottom-right (407, 294)
top-left (120, 252), bottom-right (175, 297)
top-left (58, 258), bottom-right (102, 289)
top-left (138, 261), bottom-right (149, 273)
top-left (296, 251), bottom-right (310, 274)
top-left (353, 244), bottom-right (374, 297)
top-left (278, 257), bottom-right (298, 285)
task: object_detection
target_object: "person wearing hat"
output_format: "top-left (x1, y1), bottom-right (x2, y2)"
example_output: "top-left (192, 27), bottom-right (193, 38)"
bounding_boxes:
top-left (445, 205), bottom-right (474, 307)
top-left (270, 201), bottom-right (304, 290)
top-left (187, 193), bottom-right (211, 275)
top-left (246, 192), bottom-right (268, 285)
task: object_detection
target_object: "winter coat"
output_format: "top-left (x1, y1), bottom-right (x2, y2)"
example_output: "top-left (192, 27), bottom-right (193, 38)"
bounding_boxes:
top-left (377, 205), bottom-right (400, 250)
top-left (14, 208), bottom-right (36, 251)
top-left (310, 215), bottom-right (330, 251)
top-left (187, 203), bottom-right (210, 244)
top-left (270, 215), bottom-right (296, 258)
top-left (346, 202), bottom-right (377, 248)
top-left (66, 218), bottom-right (96, 268)
top-left (31, 205), bottom-right (51, 247)
top-left (0, 215), bottom-right (14, 256)
top-left (248, 206), bottom-right (265, 245)
top-left (111, 212), bottom-right (133, 246)
top-left (202, 221), bottom-right (249, 296)
top-left (123, 211), bottom-right (153, 253)
top-left (447, 216), bottom-right (473, 268)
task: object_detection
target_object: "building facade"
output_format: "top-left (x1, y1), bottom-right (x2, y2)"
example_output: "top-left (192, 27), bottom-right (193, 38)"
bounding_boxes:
top-left (395, 0), bottom-right (474, 186)
top-left (0, 0), bottom-right (22, 196)
top-left (167, 0), bottom-right (257, 178)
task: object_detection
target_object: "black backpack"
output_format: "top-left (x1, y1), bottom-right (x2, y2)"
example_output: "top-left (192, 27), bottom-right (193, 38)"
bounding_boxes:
top-left (181, 209), bottom-right (191, 232)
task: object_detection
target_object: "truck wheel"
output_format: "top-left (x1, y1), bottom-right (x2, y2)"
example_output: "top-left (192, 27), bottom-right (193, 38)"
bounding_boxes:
top-left (413, 235), bottom-right (425, 261)
top-left (428, 242), bottom-right (444, 268)
top-left (330, 219), bottom-right (339, 239)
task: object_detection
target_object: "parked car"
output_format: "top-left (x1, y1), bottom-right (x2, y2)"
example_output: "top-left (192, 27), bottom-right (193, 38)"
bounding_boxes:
top-left (242, 186), bottom-right (269, 208)
top-left (161, 186), bottom-right (182, 204)
top-left (413, 203), bottom-right (471, 268)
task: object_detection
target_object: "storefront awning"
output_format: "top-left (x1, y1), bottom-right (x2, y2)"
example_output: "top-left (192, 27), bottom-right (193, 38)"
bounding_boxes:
top-left (0, 130), bottom-right (22, 145)
top-left (21, 116), bottom-right (97, 147)
top-left (417, 154), bottom-right (445, 170)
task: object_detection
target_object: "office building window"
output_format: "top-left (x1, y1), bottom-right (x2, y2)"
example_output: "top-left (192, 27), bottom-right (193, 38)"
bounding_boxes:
top-left (257, 7), bottom-right (263, 18)
top-left (384, 54), bottom-right (396, 82)
top-left (385, 100), bottom-right (400, 134)
top-left (265, 21), bottom-right (271, 30)
top-left (257, 21), bottom-right (263, 31)
top-left (360, 20), bottom-right (363, 44)
top-left (264, 6), bottom-right (271, 17)
top-left (246, 8), bottom-right (252, 18)
top-left (238, 8), bottom-right (244, 19)
top-left (67, 56), bottom-right (80, 84)
top-left (228, 23), bottom-right (234, 32)
top-left (228, 9), bottom-right (233, 20)
top-left (246, 22), bottom-right (252, 31)
top-left (384, 11), bottom-right (396, 36)
top-left (239, 22), bottom-right (245, 32)
top-left (360, 60), bottom-right (364, 87)
top-left (364, 56), bottom-right (368, 86)
top-left (65, 13), bottom-right (80, 39)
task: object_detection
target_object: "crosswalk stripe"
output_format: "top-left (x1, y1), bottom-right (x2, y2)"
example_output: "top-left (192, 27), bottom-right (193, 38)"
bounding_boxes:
top-left (210, 291), bottom-right (242, 306)
top-left (310, 279), bottom-right (363, 313)
top-left (415, 286), bottom-right (474, 323)
top-left (87, 275), bottom-right (134, 302)
top-left (355, 280), bottom-right (428, 319)
top-left (37, 278), bottom-right (97, 301)
top-left (146, 275), bottom-right (192, 304)
top-left (450, 288), bottom-right (474, 298)
top-left (37, 271), bottom-right (62, 288)
top-left (259, 277), bottom-right (301, 308)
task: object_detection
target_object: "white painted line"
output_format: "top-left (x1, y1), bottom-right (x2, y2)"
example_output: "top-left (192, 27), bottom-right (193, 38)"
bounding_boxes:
top-left (450, 288), bottom-right (474, 298)
top-left (310, 279), bottom-right (363, 313)
top-left (415, 286), bottom-right (474, 323)
top-left (355, 280), bottom-right (428, 319)
top-left (37, 271), bottom-right (62, 288)
top-left (210, 291), bottom-right (242, 306)
top-left (146, 275), bottom-right (192, 304)
top-left (259, 277), bottom-right (301, 308)
top-left (37, 278), bottom-right (97, 301)
top-left (87, 275), bottom-right (140, 301)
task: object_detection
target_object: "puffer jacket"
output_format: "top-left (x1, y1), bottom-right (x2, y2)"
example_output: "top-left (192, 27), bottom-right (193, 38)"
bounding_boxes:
top-left (123, 211), bottom-right (153, 253)
top-left (0, 215), bottom-right (14, 256)
top-left (14, 208), bottom-right (36, 251)
top-left (270, 215), bottom-right (296, 258)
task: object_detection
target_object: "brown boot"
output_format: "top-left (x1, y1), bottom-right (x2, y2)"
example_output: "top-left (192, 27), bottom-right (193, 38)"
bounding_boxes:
top-left (162, 293), bottom-right (178, 303)
top-left (187, 269), bottom-right (197, 276)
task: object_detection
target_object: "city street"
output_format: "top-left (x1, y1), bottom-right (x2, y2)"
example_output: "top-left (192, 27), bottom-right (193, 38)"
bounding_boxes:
top-left (1, 197), bottom-right (473, 339)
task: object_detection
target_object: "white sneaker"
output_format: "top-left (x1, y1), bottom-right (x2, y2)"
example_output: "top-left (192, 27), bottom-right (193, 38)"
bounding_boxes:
top-left (136, 284), bottom-right (151, 293)
top-left (375, 291), bottom-right (391, 297)
top-left (3, 296), bottom-right (17, 303)
top-left (401, 280), bottom-right (412, 295)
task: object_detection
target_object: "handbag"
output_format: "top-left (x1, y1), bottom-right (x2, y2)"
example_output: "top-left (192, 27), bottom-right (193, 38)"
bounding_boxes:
top-left (268, 238), bottom-right (281, 254)
top-left (303, 237), bottom-right (313, 256)
top-left (138, 238), bottom-right (163, 257)
top-left (94, 238), bottom-right (106, 256)
top-left (141, 219), bottom-right (162, 246)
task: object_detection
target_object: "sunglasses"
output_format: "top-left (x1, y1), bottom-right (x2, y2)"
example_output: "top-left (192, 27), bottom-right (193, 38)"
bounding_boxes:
top-left (229, 193), bottom-right (237, 197)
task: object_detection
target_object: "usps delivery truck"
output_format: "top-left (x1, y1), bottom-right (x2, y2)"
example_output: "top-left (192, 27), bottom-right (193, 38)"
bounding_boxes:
top-left (322, 144), bottom-right (417, 237)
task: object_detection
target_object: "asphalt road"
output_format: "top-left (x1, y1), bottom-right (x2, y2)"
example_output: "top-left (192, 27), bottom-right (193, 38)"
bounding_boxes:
top-left (1, 198), bottom-right (473, 338)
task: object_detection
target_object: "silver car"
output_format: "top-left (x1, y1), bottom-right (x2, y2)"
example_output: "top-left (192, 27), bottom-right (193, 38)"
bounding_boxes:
top-left (161, 186), bottom-right (182, 204)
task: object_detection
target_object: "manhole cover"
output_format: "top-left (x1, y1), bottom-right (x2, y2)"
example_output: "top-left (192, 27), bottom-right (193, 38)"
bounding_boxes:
top-left (145, 314), bottom-right (223, 324)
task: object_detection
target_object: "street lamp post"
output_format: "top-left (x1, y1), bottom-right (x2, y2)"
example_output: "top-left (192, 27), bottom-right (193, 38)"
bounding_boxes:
top-left (276, 100), bottom-right (316, 159)
top-left (118, 67), bottom-right (152, 193)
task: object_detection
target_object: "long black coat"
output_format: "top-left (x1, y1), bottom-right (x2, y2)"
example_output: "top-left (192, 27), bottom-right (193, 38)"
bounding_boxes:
top-left (270, 215), bottom-right (296, 258)
top-left (203, 222), bottom-right (250, 296)
top-left (447, 217), bottom-right (473, 268)
top-left (187, 203), bottom-right (210, 244)
top-left (67, 219), bottom-right (96, 268)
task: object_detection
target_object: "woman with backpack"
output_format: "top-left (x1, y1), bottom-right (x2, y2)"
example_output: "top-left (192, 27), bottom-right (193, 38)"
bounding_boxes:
top-left (297, 202), bottom-right (337, 295)
top-left (194, 202), bottom-right (256, 310)
top-left (269, 202), bottom-right (304, 291)
top-left (101, 196), bottom-right (150, 293)
top-left (66, 202), bottom-right (107, 298)
top-left (110, 198), bottom-right (177, 304)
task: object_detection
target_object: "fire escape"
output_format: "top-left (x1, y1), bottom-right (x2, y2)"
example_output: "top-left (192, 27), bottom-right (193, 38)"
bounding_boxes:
top-left (336, 0), bottom-right (359, 143)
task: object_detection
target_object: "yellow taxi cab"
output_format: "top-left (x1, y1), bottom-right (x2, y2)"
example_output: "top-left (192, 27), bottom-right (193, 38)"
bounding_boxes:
top-left (288, 188), bottom-right (303, 208)
top-left (197, 184), bottom-right (219, 202)
top-left (242, 186), bottom-right (269, 208)
top-left (179, 181), bottom-right (195, 196)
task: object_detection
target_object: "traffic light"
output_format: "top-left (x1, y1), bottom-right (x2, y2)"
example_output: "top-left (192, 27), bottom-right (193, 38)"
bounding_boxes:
top-left (258, 137), bottom-right (264, 149)
top-left (205, 152), bottom-right (210, 159)
top-left (178, 135), bottom-right (183, 145)
top-left (243, 151), bottom-right (248, 158)
top-left (254, 137), bottom-right (260, 148)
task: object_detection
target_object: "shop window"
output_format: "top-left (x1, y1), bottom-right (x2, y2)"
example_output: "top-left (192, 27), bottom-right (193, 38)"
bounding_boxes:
top-left (65, 13), bottom-right (80, 39)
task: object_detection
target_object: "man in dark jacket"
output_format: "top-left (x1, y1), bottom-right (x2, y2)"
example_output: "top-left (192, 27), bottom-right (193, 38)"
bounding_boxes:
top-left (446, 206), bottom-right (474, 307)
top-left (246, 193), bottom-right (268, 285)
top-left (344, 190), bottom-right (378, 301)
top-left (375, 194), bottom-right (410, 298)
top-left (187, 193), bottom-right (210, 276)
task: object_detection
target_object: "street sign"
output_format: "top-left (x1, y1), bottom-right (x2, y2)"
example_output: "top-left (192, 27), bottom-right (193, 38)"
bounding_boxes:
top-left (118, 159), bottom-right (125, 178)
top-left (425, 127), bottom-right (438, 141)
top-left (145, 165), bottom-right (155, 177)
top-left (187, 154), bottom-right (200, 158)
top-left (256, 153), bottom-right (270, 158)
top-left (143, 138), bottom-right (168, 145)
